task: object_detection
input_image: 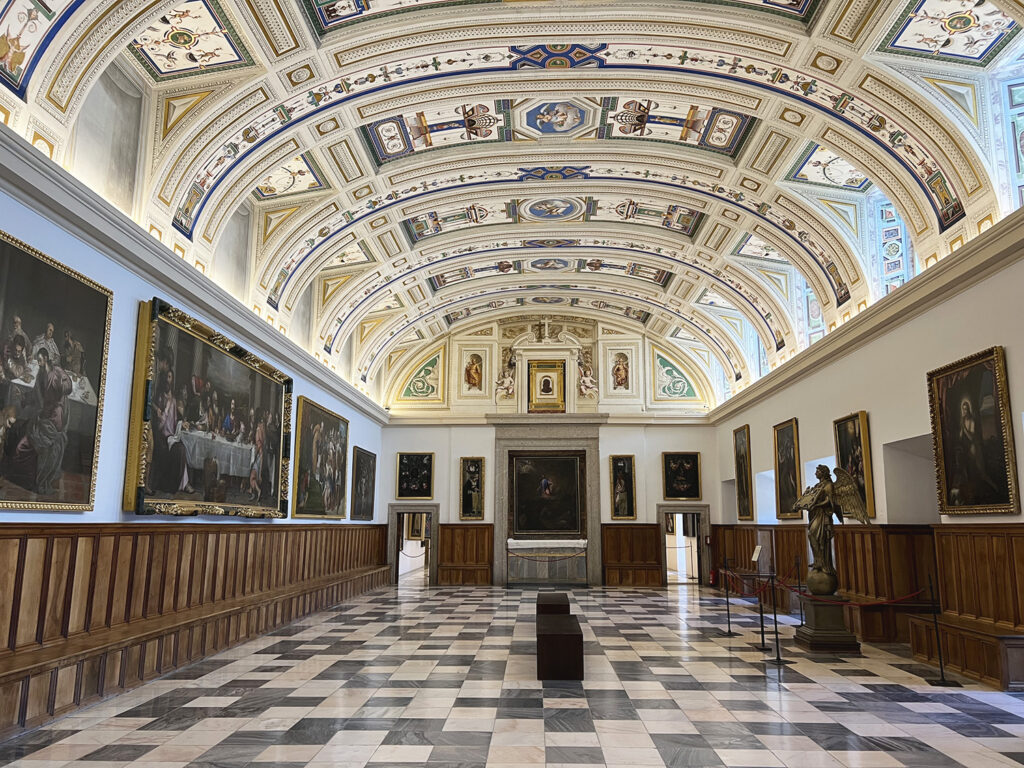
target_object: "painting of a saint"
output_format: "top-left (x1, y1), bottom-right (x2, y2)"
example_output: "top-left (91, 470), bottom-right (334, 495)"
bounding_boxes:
top-left (928, 347), bottom-right (1019, 515)
top-left (733, 425), bottom-right (753, 521)
top-left (833, 411), bottom-right (875, 518)
top-left (464, 353), bottom-right (483, 392)
top-left (351, 446), bottom-right (376, 521)
top-left (612, 352), bottom-right (629, 390)
top-left (0, 231), bottom-right (111, 510)
top-left (460, 457), bottom-right (484, 520)
top-left (773, 418), bottom-right (801, 519)
top-left (509, 451), bottom-right (585, 537)
top-left (610, 455), bottom-right (636, 520)
top-left (293, 397), bottom-right (349, 519)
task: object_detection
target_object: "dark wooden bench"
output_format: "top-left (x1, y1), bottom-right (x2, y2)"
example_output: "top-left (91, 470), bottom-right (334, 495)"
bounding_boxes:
top-left (537, 592), bottom-right (570, 615)
top-left (536, 613), bottom-right (584, 681)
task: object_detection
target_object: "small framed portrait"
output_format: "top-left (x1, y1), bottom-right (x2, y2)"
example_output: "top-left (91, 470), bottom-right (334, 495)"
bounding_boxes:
top-left (833, 411), bottom-right (875, 519)
top-left (927, 347), bottom-right (1019, 515)
top-left (460, 456), bottom-right (484, 520)
top-left (350, 446), bottom-right (376, 521)
top-left (665, 513), bottom-right (675, 535)
top-left (293, 397), bottom-right (348, 519)
top-left (609, 454), bottom-right (637, 520)
top-left (773, 418), bottom-right (801, 520)
top-left (733, 424), bottom-right (753, 521)
top-left (396, 451), bottom-right (434, 499)
top-left (662, 452), bottom-right (701, 500)
top-left (527, 359), bottom-right (565, 413)
top-left (406, 512), bottom-right (426, 540)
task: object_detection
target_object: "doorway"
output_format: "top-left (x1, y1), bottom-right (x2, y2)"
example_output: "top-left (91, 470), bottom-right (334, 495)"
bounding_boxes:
top-left (665, 511), bottom-right (700, 585)
top-left (395, 510), bottom-right (430, 586)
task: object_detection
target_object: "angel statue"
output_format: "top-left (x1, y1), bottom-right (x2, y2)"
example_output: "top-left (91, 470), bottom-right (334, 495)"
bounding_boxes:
top-left (792, 464), bottom-right (870, 595)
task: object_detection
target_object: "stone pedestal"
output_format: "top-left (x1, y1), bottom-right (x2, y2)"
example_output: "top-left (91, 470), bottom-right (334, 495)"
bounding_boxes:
top-left (794, 596), bottom-right (861, 654)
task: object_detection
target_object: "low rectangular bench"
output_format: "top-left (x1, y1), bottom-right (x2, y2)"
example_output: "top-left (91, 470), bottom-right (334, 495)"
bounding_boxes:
top-left (536, 613), bottom-right (584, 681)
top-left (537, 592), bottom-right (570, 615)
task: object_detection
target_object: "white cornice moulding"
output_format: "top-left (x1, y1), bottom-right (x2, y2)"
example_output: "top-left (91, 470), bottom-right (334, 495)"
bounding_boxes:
top-left (708, 206), bottom-right (1024, 425)
top-left (0, 125), bottom-right (389, 426)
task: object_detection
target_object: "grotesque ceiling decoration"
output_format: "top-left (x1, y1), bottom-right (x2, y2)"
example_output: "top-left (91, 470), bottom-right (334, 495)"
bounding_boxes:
top-left (0, 0), bottom-right (1020, 412)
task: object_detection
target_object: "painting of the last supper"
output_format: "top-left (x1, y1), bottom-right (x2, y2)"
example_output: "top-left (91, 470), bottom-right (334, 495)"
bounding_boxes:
top-left (124, 299), bottom-right (292, 517)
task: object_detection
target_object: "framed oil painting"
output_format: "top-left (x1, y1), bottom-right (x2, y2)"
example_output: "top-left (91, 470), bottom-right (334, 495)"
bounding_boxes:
top-left (509, 450), bottom-right (585, 538)
top-left (927, 347), bottom-right (1019, 515)
top-left (663, 452), bottom-right (701, 500)
top-left (733, 425), bottom-right (753, 521)
top-left (610, 454), bottom-right (637, 520)
top-left (0, 230), bottom-right (111, 510)
top-left (351, 446), bottom-right (376, 521)
top-left (773, 418), bottom-right (802, 520)
top-left (396, 451), bottom-right (433, 499)
top-left (293, 396), bottom-right (348, 519)
top-left (833, 411), bottom-right (876, 518)
top-left (406, 512), bottom-right (426, 540)
top-left (123, 299), bottom-right (293, 518)
top-left (665, 513), bottom-right (675, 535)
top-left (460, 456), bottom-right (484, 520)
top-left (527, 359), bottom-right (565, 413)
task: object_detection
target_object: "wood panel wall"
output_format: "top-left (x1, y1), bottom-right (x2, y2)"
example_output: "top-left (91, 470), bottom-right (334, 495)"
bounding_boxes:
top-left (710, 524), bottom-right (807, 612)
top-left (0, 523), bottom-right (389, 739)
top-left (437, 524), bottom-right (493, 585)
top-left (601, 524), bottom-right (663, 587)
top-left (835, 524), bottom-right (935, 642)
top-left (910, 524), bottom-right (1024, 689)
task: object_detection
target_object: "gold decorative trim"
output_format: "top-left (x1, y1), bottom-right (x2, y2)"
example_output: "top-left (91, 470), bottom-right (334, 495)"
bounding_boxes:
top-left (396, 452), bottom-right (435, 500)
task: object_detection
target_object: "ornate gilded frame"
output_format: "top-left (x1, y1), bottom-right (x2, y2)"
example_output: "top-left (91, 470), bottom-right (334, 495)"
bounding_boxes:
top-left (733, 424), bottom-right (754, 521)
top-left (609, 454), bottom-right (637, 520)
top-left (396, 451), bottom-right (434, 499)
top-left (0, 229), bottom-right (112, 510)
top-left (459, 456), bottom-right (485, 521)
top-left (350, 445), bottom-right (377, 521)
top-left (773, 417), bottom-right (802, 520)
top-left (527, 359), bottom-right (566, 413)
top-left (292, 396), bottom-right (349, 519)
top-left (123, 299), bottom-right (293, 517)
top-left (927, 346), bottom-right (1020, 516)
top-left (833, 410), bottom-right (876, 519)
top-left (662, 452), bottom-right (702, 500)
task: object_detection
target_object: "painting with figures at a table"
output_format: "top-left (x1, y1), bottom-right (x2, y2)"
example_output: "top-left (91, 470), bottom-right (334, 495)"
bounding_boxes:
top-left (0, 231), bottom-right (111, 509)
top-left (123, 299), bottom-right (292, 518)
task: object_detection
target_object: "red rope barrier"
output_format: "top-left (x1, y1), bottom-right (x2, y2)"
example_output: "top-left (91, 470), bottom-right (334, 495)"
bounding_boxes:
top-left (777, 579), bottom-right (926, 607)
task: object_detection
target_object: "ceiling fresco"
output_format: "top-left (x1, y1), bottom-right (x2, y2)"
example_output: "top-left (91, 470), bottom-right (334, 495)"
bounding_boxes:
top-left (1, 0), bottom-right (1019, 409)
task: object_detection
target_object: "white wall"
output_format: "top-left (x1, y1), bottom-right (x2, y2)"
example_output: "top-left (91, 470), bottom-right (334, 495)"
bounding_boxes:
top-left (0, 188), bottom-right (385, 525)
top-left (714, 250), bottom-right (1024, 526)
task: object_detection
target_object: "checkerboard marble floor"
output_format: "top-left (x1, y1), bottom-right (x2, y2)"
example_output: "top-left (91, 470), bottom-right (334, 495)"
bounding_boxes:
top-left (4, 583), bottom-right (1024, 768)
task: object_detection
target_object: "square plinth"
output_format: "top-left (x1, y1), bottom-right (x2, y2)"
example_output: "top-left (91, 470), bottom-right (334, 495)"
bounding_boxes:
top-left (536, 613), bottom-right (584, 680)
top-left (537, 592), bottom-right (571, 615)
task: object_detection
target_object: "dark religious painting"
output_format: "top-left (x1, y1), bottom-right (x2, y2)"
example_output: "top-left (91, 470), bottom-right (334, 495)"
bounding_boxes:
top-left (928, 347), bottom-right (1019, 515)
top-left (293, 396), bottom-right (348, 518)
top-left (833, 411), bottom-right (876, 518)
top-left (662, 452), bottom-right (701, 500)
top-left (406, 512), bottom-right (426, 540)
top-left (350, 446), bottom-right (376, 521)
top-left (527, 359), bottom-right (565, 413)
top-left (733, 424), bottom-right (753, 521)
top-left (460, 456), bottom-right (484, 520)
top-left (610, 454), bottom-right (637, 520)
top-left (396, 451), bottom-right (433, 499)
top-left (773, 418), bottom-right (802, 520)
top-left (0, 231), bottom-right (111, 509)
top-left (509, 450), bottom-right (585, 538)
top-left (123, 299), bottom-right (292, 517)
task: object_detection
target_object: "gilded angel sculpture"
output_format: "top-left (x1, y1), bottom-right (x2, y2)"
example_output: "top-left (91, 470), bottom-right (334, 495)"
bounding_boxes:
top-left (792, 464), bottom-right (869, 595)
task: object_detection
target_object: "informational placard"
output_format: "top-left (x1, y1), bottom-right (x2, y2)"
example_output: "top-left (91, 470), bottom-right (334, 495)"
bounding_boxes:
top-left (751, 545), bottom-right (763, 563)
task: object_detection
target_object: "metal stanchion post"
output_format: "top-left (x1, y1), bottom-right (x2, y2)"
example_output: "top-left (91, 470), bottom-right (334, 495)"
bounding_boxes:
top-left (754, 573), bottom-right (771, 651)
top-left (764, 568), bottom-right (793, 666)
top-left (927, 573), bottom-right (958, 687)
top-left (794, 555), bottom-right (804, 628)
top-left (720, 557), bottom-right (739, 638)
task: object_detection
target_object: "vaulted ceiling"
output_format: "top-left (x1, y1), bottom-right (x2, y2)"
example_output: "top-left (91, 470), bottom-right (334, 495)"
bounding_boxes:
top-left (2, 0), bottom-right (1020, 406)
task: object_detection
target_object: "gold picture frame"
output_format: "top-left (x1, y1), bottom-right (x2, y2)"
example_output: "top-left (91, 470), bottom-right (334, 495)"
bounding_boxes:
top-left (527, 359), bottom-right (565, 413)
top-left (292, 396), bottom-right (349, 519)
top-left (459, 456), bottom-right (485, 520)
top-left (0, 229), bottom-right (112, 510)
top-left (609, 454), bottom-right (637, 520)
top-left (733, 424), bottom-right (754, 521)
top-left (406, 512), bottom-right (426, 540)
top-left (773, 418), bottom-right (802, 520)
top-left (927, 346), bottom-right (1019, 516)
top-left (833, 411), bottom-right (876, 519)
top-left (123, 299), bottom-right (293, 517)
top-left (396, 451), bottom-right (434, 499)
top-left (662, 452), bottom-right (701, 500)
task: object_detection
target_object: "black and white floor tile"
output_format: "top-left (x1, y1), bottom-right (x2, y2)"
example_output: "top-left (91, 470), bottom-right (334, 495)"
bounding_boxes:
top-left (3, 584), bottom-right (1024, 768)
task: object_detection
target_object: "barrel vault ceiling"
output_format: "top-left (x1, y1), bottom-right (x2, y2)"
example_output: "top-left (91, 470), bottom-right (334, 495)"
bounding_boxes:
top-left (1, 0), bottom-right (1021, 407)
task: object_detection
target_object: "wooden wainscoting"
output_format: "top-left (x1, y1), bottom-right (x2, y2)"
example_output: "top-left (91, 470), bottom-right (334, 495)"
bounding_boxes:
top-left (835, 524), bottom-right (934, 643)
top-left (601, 524), bottom-right (663, 587)
top-left (437, 524), bottom-right (493, 585)
top-left (710, 524), bottom-right (807, 612)
top-left (910, 524), bottom-right (1024, 689)
top-left (0, 523), bottom-right (389, 739)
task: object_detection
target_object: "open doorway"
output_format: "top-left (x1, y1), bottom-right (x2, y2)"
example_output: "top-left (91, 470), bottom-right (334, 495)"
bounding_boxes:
top-left (665, 511), bottom-right (700, 585)
top-left (396, 510), bottom-right (430, 586)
